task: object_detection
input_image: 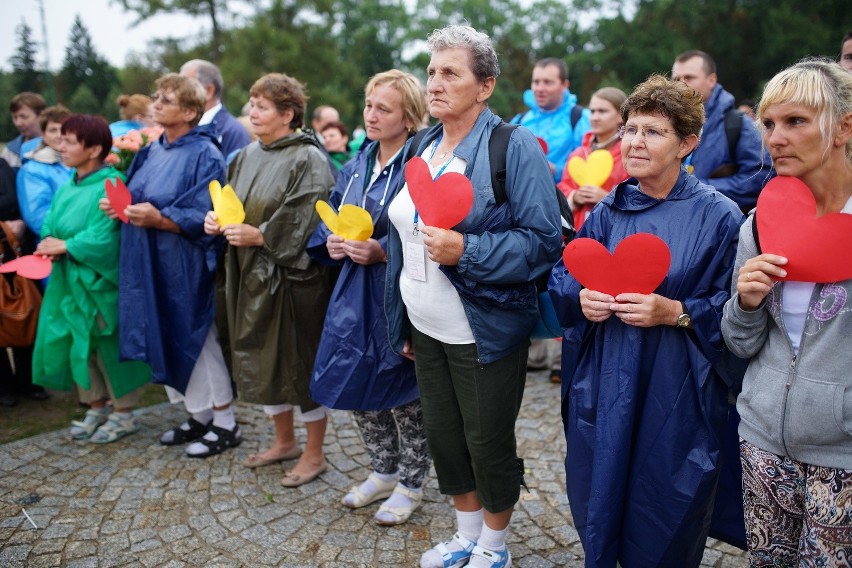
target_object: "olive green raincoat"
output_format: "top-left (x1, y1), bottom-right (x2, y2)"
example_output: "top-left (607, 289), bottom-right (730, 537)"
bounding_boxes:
top-left (220, 133), bottom-right (334, 406)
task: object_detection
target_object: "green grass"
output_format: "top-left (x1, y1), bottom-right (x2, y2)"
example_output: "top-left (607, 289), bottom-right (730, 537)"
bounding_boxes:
top-left (0, 384), bottom-right (169, 445)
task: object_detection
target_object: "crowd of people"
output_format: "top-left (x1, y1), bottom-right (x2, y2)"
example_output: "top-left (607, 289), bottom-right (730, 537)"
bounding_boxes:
top-left (1, 23), bottom-right (851, 568)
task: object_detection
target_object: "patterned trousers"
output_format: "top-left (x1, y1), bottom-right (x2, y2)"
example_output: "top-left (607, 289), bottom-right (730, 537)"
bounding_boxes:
top-left (740, 438), bottom-right (852, 567)
top-left (353, 400), bottom-right (431, 489)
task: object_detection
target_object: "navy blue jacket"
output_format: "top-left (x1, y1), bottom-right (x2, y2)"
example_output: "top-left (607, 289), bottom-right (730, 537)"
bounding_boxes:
top-left (212, 106), bottom-right (251, 159)
top-left (690, 84), bottom-right (771, 210)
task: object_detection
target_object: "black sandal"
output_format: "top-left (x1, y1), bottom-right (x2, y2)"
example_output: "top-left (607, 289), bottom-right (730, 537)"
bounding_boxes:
top-left (186, 424), bottom-right (242, 458)
top-left (159, 417), bottom-right (211, 446)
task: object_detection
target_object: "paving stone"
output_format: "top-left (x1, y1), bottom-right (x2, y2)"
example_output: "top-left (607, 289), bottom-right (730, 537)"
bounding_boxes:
top-left (0, 544), bottom-right (30, 563)
top-left (0, 381), bottom-right (751, 565)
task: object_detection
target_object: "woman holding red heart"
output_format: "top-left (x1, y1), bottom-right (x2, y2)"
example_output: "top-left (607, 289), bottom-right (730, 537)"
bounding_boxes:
top-left (722, 59), bottom-right (852, 563)
top-left (550, 75), bottom-right (744, 566)
top-left (32, 114), bottom-right (151, 442)
top-left (385, 25), bottom-right (563, 568)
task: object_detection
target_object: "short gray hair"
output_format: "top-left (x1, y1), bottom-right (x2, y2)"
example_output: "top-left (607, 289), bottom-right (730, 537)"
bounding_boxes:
top-left (180, 59), bottom-right (224, 99)
top-left (426, 25), bottom-right (500, 81)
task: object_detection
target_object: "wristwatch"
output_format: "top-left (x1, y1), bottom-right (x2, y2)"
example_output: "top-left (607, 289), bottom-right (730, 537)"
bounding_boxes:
top-left (676, 301), bottom-right (691, 329)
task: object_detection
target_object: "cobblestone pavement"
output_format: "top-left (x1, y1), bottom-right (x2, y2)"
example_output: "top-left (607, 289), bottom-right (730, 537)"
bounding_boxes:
top-left (0, 372), bottom-right (748, 567)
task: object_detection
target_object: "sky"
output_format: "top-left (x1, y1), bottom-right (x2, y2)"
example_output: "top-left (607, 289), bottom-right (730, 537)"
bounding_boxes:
top-left (0, 0), bottom-right (204, 72)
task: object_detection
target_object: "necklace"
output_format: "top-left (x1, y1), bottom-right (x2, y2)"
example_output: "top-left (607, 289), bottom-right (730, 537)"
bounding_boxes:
top-left (591, 131), bottom-right (621, 152)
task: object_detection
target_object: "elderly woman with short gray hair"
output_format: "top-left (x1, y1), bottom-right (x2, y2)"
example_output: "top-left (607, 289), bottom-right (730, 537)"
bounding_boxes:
top-left (385, 25), bottom-right (561, 568)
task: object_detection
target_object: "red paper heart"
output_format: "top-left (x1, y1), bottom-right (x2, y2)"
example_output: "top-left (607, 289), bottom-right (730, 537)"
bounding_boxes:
top-left (562, 233), bottom-right (671, 297)
top-left (0, 255), bottom-right (53, 279)
top-left (405, 157), bottom-right (474, 229)
top-left (105, 178), bottom-right (131, 223)
top-left (757, 176), bottom-right (852, 282)
top-left (537, 137), bottom-right (549, 155)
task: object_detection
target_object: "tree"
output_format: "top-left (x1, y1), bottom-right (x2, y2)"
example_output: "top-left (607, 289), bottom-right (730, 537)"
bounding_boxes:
top-left (112, 0), bottom-right (256, 62)
top-left (8, 21), bottom-right (42, 93)
top-left (68, 84), bottom-right (101, 115)
top-left (58, 16), bottom-right (118, 111)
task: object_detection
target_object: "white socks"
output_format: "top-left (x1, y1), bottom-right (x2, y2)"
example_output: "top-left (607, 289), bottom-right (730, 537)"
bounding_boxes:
top-left (192, 408), bottom-right (214, 426)
top-left (420, 509), bottom-right (483, 568)
top-left (476, 523), bottom-right (508, 551)
top-left (468, 524), bottom-right (510, 567)
top-left (382, 483), bottom-right (420, 510)
top-left (457, 508), bottom-right (484, 541)
top-left (212, 407), bottom-right (235, 430)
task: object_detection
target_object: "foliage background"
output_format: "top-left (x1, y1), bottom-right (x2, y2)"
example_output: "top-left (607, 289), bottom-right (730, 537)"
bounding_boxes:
top-left (1, 0), bottom-right (848, 141)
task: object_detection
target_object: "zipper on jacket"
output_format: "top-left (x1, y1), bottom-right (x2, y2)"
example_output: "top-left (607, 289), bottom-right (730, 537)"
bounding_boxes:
top-left (777, 283), bottom-right (818, 459)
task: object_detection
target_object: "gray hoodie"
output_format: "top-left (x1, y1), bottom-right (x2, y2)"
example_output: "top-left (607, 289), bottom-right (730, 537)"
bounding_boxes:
top-left (721, 215), bottom-right (852, 469)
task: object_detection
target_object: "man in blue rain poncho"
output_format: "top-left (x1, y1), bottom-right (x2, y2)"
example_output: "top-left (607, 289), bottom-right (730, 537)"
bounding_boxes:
top-left (549, 75), bottom-right (744, 567)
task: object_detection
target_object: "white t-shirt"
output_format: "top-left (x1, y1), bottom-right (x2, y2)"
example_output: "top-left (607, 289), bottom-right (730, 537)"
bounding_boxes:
top-left (388, 143), bottom-right (474, 344)
top-left (781, 196), bottom-right (852, 354)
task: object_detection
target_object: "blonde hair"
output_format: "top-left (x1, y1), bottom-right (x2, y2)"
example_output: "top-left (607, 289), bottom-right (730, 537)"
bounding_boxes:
top-left (116, 94), bottom-right (152, 120)
top-left (155, 73), bottom-right (207, 127)
top-left (365, 70), bottom-right (426, 134)
top-left (591, 87), bottom-right (628, 115)
top-left (757, 57), bottom-right (852, 161)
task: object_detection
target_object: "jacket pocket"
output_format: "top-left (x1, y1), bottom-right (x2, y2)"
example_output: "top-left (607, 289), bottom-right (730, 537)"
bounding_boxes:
top-left (836, 385), bottom-right (852, 437)
top-left (786, 377), bottom-right (850, 447)
top-left (737, 364), bottom-right (787, 442)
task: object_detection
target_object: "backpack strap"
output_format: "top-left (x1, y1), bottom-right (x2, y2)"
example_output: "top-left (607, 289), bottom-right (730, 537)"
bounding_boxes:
top-left (488, 123), bottom-right (519, 206)
top-left (724, 108), bottom-right (743, 160)
top-left (570, 105), bottom-right (583, 129)
top-left (401, 128), bottom-right (432, 165)
top-left (751, 210), bottom-right (761, 254)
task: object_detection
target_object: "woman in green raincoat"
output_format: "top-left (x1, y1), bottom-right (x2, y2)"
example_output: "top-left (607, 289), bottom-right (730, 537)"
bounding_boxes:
top-left (33, 115), bottom-right (150, 443)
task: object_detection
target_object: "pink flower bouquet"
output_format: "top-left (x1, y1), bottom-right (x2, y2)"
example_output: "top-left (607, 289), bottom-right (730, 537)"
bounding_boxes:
top-left (106, 126), bottom-right (164, 172)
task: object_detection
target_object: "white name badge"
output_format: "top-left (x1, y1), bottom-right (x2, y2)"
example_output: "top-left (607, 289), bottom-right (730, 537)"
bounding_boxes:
top-left (405, 241), bottom-right (427, 282)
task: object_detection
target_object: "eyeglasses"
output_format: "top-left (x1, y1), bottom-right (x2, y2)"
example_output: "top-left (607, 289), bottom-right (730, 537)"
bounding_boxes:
top-left (151, 93), bottom-right (178, 106)
top-left (619, 125), bottom-right (676, 141)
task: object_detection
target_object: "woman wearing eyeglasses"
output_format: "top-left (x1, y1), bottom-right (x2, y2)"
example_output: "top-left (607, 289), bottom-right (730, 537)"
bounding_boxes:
top-left (101, 74), bottom-right (239, 454)
top-left (549, 75), bottom-right (743, 566)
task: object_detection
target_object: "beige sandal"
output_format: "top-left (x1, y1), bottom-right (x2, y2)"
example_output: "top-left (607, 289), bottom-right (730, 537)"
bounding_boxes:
top-left (342, 472), bottom-right (398, 508)
top-left (373, 485), bottom-right (422, 526)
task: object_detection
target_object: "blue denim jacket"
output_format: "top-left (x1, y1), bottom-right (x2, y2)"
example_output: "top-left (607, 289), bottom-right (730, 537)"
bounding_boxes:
top-left (385, 108), bottom-right (562, 364)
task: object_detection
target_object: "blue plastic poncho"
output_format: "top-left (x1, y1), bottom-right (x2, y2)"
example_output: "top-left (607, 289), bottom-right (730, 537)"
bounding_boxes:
top-left (307, 141), bottom-right (417, 410)
top-left (118, 125), bottom-right (225, 393)
top-left (549, 171), bottom-right (743, 567)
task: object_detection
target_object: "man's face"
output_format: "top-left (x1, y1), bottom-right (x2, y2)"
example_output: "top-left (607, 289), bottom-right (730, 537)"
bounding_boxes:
top-left (841, 39), bottom-right (852, 72)
top-left (531, 64), bottom-right (567, 111)
top-left (672, 56), bottom-right (717, 102)
top-left (313, 108), bottom-right (339, 132)
top-left (11, 105), bottom-right (40, 138)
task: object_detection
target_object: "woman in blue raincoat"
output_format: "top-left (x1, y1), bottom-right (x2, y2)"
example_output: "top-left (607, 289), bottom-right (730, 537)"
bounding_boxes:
top-left (308, 70), bottom-right (431, 526)
top-left (101, 74), bottom-right (239, 458)
top-left (549, 75), bottom-right (743, 567)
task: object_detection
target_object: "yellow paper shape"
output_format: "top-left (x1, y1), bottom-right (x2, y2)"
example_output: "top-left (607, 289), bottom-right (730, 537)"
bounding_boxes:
top-left (209, 180), bottom-right (246, 226)
top-left (315, 200), bottom-right (374, 241)
top-left (567, 149), bottom-right (614, 188)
